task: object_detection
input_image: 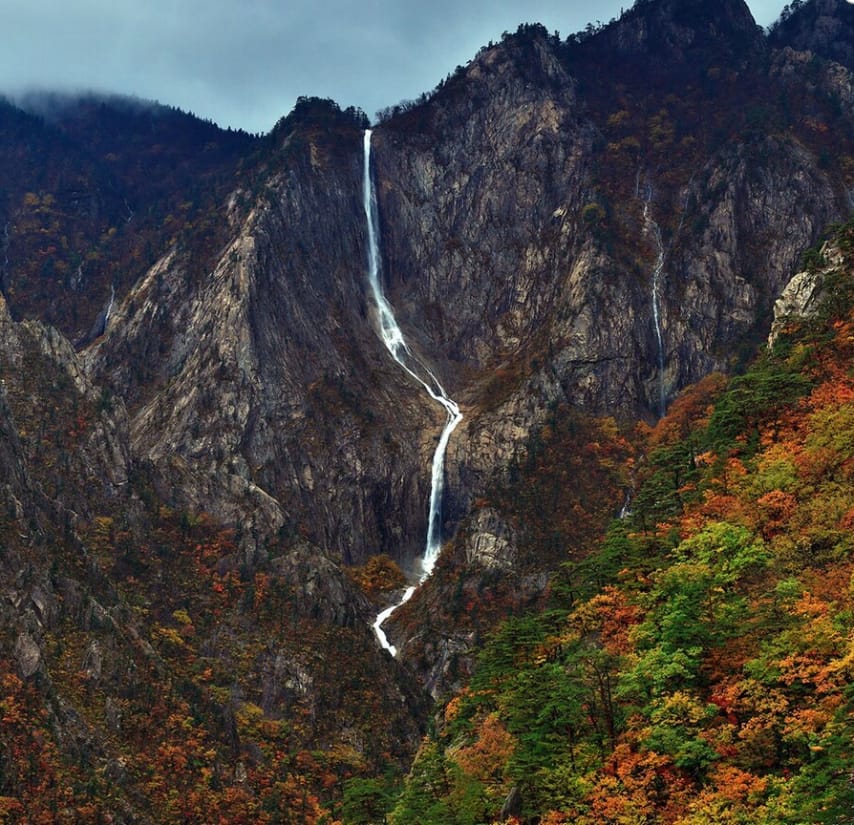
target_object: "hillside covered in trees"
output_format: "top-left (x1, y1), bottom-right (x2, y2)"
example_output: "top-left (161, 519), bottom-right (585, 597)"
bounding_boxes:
top-left (380, 219), bottom-right (854, 824)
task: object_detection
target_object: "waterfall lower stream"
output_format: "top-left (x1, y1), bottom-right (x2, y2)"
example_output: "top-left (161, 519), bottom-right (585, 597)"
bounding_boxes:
top-left (362, 130), bottom-right (463, 656)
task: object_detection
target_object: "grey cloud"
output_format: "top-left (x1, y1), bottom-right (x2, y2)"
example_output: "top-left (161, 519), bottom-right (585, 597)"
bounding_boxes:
top-left (1, 0), bottom-right (786, 133)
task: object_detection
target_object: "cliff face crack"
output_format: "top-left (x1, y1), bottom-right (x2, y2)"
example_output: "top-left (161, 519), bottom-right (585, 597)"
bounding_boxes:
top-left (567, 354), bottom-right (633, 366)
top-left (362, 130), bottom-right (463, 657)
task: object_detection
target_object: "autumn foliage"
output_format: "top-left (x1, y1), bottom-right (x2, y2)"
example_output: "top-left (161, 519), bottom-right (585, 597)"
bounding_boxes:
top-left (388, 221), bottom-right (854, 824)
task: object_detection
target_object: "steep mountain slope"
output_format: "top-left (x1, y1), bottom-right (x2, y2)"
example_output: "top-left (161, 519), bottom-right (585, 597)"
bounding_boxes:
top-left (0, 93), bottom-right (255, 342)
top-left (369, 3), bottom-right (852, 677)
top-left (386, 216), bottom-right (854, 824)
top-left (85, 101), bottom-right (439, 566)
top-left (0, 290), bottom-right (426, 822)
top-left (1, 0), bottom-right (854, 819)
top-left (770, 0), bottom-right (854, 71)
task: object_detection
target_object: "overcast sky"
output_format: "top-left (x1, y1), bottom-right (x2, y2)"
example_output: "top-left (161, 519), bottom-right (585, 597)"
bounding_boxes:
top-left (3, 0), bottom-right (789, 134)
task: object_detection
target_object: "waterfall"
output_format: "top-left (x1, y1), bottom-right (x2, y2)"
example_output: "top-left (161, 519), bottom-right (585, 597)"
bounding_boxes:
top-left (104, 285), bottom-right (116, 332)
top-left (640, 183), bottom-right (667, 418)
top-left (362, 130), bottom-right (463, 656)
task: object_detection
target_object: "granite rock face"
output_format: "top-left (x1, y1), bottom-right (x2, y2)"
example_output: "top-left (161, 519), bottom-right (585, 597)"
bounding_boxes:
top-left (767, 241), bottom-right (847, 347)
top-left (86, 118), bottom-right (438, 566)
top-left (770, 0), bottom-right (854, 73)
top-left (71, 10), bottom-right (852, 583)
top-left (1, 0), bottom-right (853, 717)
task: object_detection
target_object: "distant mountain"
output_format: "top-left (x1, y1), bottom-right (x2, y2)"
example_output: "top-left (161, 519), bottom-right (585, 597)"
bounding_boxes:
top-left (0, 92), bottom-right (255, 341)
top-left (0, 0), bottom-right (853, 820)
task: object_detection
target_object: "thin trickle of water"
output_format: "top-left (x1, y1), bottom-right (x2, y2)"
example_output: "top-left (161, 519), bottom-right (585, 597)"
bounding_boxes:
top-left (363, 130), bottom-right (463, 656)
top-left (640, 183), bottom-right (667, 418)
top-left (104, 285), bottom-right (115, 332)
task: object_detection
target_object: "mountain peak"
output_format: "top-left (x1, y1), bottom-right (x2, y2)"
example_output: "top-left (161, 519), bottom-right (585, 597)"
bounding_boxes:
top-left (575, 0), bottom-right (762, 71)
top-left (270, 96), bottom-right (368, 138)
top-left (622, 0), bottom-right (758, 31)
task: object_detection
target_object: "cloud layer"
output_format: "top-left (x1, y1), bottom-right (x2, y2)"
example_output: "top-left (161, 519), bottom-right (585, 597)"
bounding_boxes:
top-left (2, 0), bottom-right (785, 133)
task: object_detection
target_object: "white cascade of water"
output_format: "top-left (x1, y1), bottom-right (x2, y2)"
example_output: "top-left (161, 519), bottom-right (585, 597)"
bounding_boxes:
top-left (640, 184), bottom-right (667, 418)
top-left (104, 285), bottom-right (116, 332)
top-left (363, 130), bottom-right (463, 656)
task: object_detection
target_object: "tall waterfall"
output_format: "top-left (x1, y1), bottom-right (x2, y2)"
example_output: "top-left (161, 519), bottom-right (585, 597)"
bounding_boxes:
top-left (640, 183), bottom-right (667, 418)
top-left (362, 130), bottom-right (463, 656)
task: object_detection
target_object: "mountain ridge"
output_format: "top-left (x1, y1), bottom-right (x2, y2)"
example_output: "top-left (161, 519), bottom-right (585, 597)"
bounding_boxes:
top-left (1, 0), bottom-right (854, 820)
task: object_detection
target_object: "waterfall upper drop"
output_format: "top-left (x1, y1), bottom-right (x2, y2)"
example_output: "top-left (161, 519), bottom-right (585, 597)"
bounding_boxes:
top-left (362, 129), bottom-right (463, 656)
top-left (104, 285), bottom-right (115, 332)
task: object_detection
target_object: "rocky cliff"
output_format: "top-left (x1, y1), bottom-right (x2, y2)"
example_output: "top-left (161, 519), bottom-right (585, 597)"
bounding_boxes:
top-left (84, 106), bottom-right (440, 568)
top-left (1, 0), bottom-right (854, 815)
top-left (369, 2), bottom-right (849, 647)
top-left (0, 283), bottom-right (426, 820)
top-left (9, 5), bottom-right (853, 577)
top-left (770, 0), bottom-right (854, 72)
